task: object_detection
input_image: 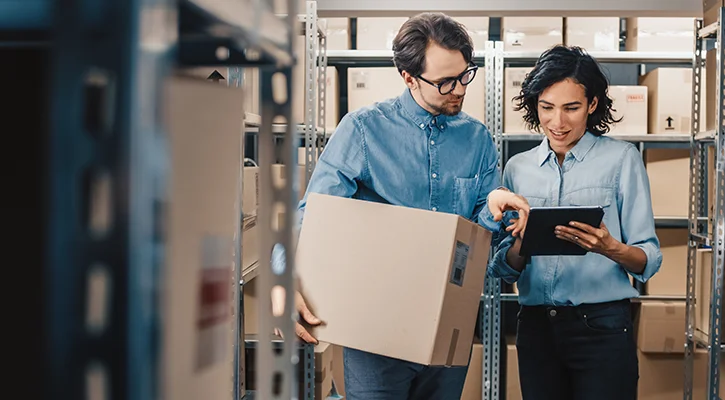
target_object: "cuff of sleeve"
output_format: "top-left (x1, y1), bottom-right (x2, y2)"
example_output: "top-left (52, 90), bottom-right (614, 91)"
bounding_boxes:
top-left (628, 243), bottom-right (662, 283)
top-left (489, 237), bottom-right (522, 284)
top-left (478, 205), bottom-right (501, 233)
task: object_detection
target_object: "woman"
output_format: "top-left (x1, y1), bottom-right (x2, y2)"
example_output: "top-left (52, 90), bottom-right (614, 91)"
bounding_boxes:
top-left (488, 45), bottom-right (662, 400)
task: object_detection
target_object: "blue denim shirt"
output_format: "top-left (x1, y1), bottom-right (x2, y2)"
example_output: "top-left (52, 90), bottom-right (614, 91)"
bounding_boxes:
top-left (488, 132), bottom-right (663, 306)
top-left (272, 89), bottom-right (503, 269)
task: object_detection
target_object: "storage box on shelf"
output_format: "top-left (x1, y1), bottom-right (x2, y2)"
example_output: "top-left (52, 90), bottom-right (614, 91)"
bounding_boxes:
top-left (645, 149), bottom-right (690, 218)
top-left (296, 193), bottom-right (491, 366)
top-left (625, 18), bottom-right (695, 52)
top-left (501, 17), bottom-right (563, 52)
top-left (608, 85), bottom-right (648, 135)
top-left (704, 0), bottom-right (725, 26)
top-left (564, 17), bottom-right (620, 52)
top-left (639, 68), bottom-right (696, 135)
top-left (694, 248), bottom-right (723, 339)
top-left (356, 17), bottom-right (490, 51)
top-left (645, 229), bottom-right (688, 296)
top-left (503, 67), bottom-right (534, 134)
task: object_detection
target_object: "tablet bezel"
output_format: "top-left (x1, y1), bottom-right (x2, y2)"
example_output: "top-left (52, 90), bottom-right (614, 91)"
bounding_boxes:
top-left (518, 205), bottom-right (605, 257)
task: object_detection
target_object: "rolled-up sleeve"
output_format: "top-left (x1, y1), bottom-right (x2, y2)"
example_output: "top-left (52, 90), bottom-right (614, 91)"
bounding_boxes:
top-left (618, 146), bottom-right (662, 283)
top-left (484, 165), bottom-right (523, 283)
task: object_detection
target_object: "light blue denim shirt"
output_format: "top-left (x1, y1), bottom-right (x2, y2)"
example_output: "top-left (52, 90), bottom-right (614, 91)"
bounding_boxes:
top-left (272, 89), bottom-right (503, 269)
top-left (488, 132), bottom-right (663, 306)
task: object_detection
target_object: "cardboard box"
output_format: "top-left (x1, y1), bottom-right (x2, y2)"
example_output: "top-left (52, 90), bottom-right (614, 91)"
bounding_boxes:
top-left (243, 68), bottom-right (259, 115)
top-left (460, 340), bottom-right (483, 400)
top-left (708, 146), bottom-right (717, 236)
top-left (456, 17), bottom-right (490, 51)
top-left (504, 67), bottom-right (535, 133)
top-left (324, 18), bottom-right (350, 51)
top-left (272, 164), bottom-right (308, 201)
top-left (636, 302), bottom-right (686, 353)
top-left (504, 339), bottom-right (522, 400)
top-left (608, 85), bottom-right (648, 135)
top-left (704, 0), bottom-right (725, 26)
top-left (695, 249), bottom-right (724, 338)
top-left (706, 48), bottom-right (718, 133)
top-left (637, 349), bottom-right (725, 399)
top-left (502, 17), bottom-right (563, 52)
top-left (645, 229), bottom-right (688, 296)
top-left (625, 18), bottom-right (695, 52)
top-left (646, 149), bottom-right (690, 217)
top-left (315, 343), bottom-right (334, 399)
top-left (322, 66), bottom-right (340, 131)
top-left (296, 193), bottom-right (492, 366)
top-left (331, 345), bottom-right (345, 396)
top-left (639, 68), bottom-right (692, 134)
top-left (565, 17), bottom-right (620, 52)
top-left (163, 76), bottom-right (243, 399)
top-left (356, 17), bottom-right (408, 50)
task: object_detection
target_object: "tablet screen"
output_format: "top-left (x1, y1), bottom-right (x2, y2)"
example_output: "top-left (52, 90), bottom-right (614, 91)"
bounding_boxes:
top-left (519, 206), bottom-right (605, 257)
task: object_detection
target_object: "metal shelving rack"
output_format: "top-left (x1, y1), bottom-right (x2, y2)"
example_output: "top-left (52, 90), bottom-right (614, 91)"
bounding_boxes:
top-left (684, 10), bottom-right (725, 400)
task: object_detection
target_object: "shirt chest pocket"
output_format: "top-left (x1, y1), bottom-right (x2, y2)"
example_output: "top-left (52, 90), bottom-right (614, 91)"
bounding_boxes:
top-left (563, 187), bottom-right (612, 209)
top-left (453, 176), bottom-right (478, 218)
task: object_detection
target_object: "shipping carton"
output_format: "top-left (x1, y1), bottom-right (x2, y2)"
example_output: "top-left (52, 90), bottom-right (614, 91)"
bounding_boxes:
top-left (636, 302), bottom-right (686, 353)
top-left (356, 17), bottom-right (489, 51)
top-left (296, 193), bottom-right (491, 366)
top-left (639, 68), bottom-right (692, 134)
top-left (608, 85), bottom-right (648, 135)
top-left (625, 18), bottom-right (695, 52)
top-left (460, 340), bottom-right (484, 400)
top-left (502, 17), bottom-right (563, 52)
top-left (565, 17), bottom-right (620, 52)
top-left (163, 76), bottom-right (243, 399)
top-left (645, 149), bottom-right (690, 217)
top-left (504, 67), bottom-right (535, 133)
top-left (638, 349), bottom-right (725, 399)
top-left (695, 249), bottom-right (724, 338)
top-left (704, 0), bottom-right (725, 26)
top-left (645, 229), bottom-right (688, 296)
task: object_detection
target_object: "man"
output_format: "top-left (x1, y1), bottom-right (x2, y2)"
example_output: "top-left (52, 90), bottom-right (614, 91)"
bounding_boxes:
top-left (274, 13), bottom-right (529, 400)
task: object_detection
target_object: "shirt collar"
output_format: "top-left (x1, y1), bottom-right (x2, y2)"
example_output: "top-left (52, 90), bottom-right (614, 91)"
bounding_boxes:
top-left (536, 131), bottom-right (598, 166)
top-left (398, 88), bottom-right (451, 130)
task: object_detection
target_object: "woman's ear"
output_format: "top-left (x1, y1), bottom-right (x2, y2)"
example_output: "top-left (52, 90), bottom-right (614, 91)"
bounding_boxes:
top-left (588, 96), bottom-right (599, 114)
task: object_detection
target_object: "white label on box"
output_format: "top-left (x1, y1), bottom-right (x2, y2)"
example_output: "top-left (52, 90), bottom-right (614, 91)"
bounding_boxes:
top-left (351, 71), bottom-right (370, 90)
top-left (196, 235), bottom-right (233, 370)
top-left (450, 241), bottom-right (469, 286)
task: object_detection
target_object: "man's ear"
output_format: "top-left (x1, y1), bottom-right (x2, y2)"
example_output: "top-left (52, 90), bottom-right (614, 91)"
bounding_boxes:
top-left (401, 70), bottom-right (417, 90)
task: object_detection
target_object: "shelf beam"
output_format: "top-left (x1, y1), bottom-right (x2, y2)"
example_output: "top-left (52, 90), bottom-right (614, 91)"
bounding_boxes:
top-left (315, 0), bottom-right (703, 17)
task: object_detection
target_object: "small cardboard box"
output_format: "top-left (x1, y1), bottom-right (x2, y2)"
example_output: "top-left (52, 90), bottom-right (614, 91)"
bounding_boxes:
top-left (645, 228), bottom-right (688, 296)
top-left (645, 149), bottom-right (690, 217)
top-left (639, 68), bottom-right (693, 135)
top-left (608, 85), bottom-right (648, 135)
top-left (502, 17), bottom-right (563, 52)
top-left (625, 18), bottom-right (695, 52)
top-left (636, 302), bottom-right (686, 354)
top-left (296, 193), bottom-right (491, 366)
top-left (704, 0), bottom-right (725, 26)
top-left (503, 67), bottom-right (535, 133)
top-left (565, 17), bottom-right (620, 52)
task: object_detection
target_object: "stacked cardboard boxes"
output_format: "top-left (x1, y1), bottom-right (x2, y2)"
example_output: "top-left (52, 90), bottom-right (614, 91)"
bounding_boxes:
top-left (646, 149), bottom-right (690, 218)
top-left (644, 229), bottom-right (689, 296)
top-left (625, 18), bottom-right (695, 52)
top-left (502, 17), bottom-right (563, 52)
top-left (565, 17), bottom-right (620, 52)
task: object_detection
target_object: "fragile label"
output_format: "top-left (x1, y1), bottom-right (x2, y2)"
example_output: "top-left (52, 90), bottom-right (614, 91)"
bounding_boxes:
top-left (450, 241), bottom-right (469, 286)
top-left (196, 235), bottom-right (233, 370)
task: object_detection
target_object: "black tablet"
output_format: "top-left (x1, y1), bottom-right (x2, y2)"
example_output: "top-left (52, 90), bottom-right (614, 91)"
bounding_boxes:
top-left (519, 206), bottom-right (605, 257)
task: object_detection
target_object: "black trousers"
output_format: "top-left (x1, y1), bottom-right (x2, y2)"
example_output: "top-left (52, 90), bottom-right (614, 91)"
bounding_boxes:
top-left (516, 299), bottom-right (639, 400)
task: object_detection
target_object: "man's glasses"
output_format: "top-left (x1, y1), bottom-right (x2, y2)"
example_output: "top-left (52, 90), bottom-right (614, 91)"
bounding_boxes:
top-left (417, 65), bottom-right (479, 95)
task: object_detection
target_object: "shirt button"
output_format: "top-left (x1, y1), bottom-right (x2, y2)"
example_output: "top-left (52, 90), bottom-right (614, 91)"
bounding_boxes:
top-left (432, 173), bottom-right (437, 178)
top-left (549, 309), bottom-right (557, 317)
top-left (419, 123), bottom-right (425, 128)
top-left (432, 207), bottom-right (437, 211)
top-left (430, 140), bottom-right (435, 145)
top-left (439, 125), bottom-right (444, 129)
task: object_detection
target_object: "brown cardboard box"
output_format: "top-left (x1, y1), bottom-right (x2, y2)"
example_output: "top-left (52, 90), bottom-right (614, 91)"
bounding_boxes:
top-left (163, 76), bottom-right (243, 399)
top-left (456, 17), bottom-right (491, 51)
top-left (639, 68), bottom-right (692, 134)
top-left (502, 17), bottom-right (563, 52)
top-left (460, 340), bottom-right (483, 400)
top-left (638, 349), bottom-right (725, 399)
top-left (625, 18), bottom-right (695, 52)
top-left (324, 18), bottom-right (350, 51)
top-left (506, 342), bottom-right (522, 400)
top-left (706, 48), bottom-right (718, 132)
top-left (347, 67), bottom-right (486, 122)
top-left (636, 302), bottom-right (686, 353)
top-left (608, 85), bottom-right (648, 135)
top-left (243, 167), bottom-right (259, 218)
top-left (322, 66), bottom-right (340, 131)
top-left (296, 193), bottom-right (492, 366)
top-left (332, 345), bottom-right (345, 396)
top-left (356, 17), bottom-right (409, 50)
top-left (565, 17), bottom-right (620, 52)
top-left (646, 149), bottom-right (690, 217)
top-left (504, 67), bottom-right (535, 133)
top-left (271, 164), bottom-right (308, 201)
top-left (315, 343), bottom-right (334, 399)
top-left (695, 249), bottom-right (723, 337)
top-left (704, 0), bottom-right (725, 26)
top-left (645, 229), bottom-right (688, 296)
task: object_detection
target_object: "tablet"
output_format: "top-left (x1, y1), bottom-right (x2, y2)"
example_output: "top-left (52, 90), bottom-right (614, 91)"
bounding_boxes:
top-left (519, 206), bottom-right (605, 257)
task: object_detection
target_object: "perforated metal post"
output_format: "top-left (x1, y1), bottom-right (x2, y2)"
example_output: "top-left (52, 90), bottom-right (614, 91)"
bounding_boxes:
top-left (255, 0), bottom-right (300, 399)
top-left (706, 7), bottom-right (725, 399)
top-left (317, 19), bottom-right (328, 154)
top-left (684, 17), bottom-right (705, 400)
top-left (304, 0), bottom-right (318, 182)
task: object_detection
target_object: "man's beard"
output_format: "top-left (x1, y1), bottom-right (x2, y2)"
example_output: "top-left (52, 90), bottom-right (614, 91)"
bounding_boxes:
top-left (421, 91), bottom-right (465, 116)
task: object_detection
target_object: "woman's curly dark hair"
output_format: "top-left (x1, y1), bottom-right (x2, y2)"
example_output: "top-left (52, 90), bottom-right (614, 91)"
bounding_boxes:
top-left (513, 45), bottom-right (621, 135)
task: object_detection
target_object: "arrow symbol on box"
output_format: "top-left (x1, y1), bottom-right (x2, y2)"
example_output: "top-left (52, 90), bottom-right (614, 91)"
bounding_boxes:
top-left (666, 116), bottom-right (674, 128)
top-left (207, 70), bottom-right (225, 83)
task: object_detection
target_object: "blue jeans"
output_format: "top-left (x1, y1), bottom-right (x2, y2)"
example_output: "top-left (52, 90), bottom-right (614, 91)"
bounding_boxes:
top-left (343, 347), bottom-right (469, 400)
top-left (516, 299), bottom-right (638, 400)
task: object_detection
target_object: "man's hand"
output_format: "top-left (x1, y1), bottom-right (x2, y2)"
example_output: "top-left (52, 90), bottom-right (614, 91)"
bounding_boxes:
top-left (555, 221), bottom-right (619, 256)
top-left (272, 290), bottom-right (322, 344)
top-left (487, 189), bottom-right (530, 238)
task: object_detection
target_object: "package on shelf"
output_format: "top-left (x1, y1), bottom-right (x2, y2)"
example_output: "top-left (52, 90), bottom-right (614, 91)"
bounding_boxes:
top-left (315, 343), bottom-right (334, 399)
top-left (503, 67), bottom-right (536, 133)
top-left (322, 66), bottom-right (340, 131)
top-left (272, 163), bottom-right (308, 202)
top-left (645, 228), bottom-right (688, 296)
top-left (645, 149), bottom-right (690, 218)
top-left (296, 193), bottom-right (491, 366)
top-left (163, 75), bottom-right (243, 399)
top-left (347, 67), bottom-right (407, 110)
top-left (506, 340), bottom-right (522, 400)
top-left (356, 17), bottom-right (409, 50)
top-left (706, 48), bottom-right (718, 133)
top-left (564, 17), bottom-right (620, 52)
top-left (460, 339), bottom-right (484, 400)
top-left (455, 17), bottom-right (490, 51)
top-left (639, 68), bottom-right (693, 134)
top-left (636, 301), bottom-right (686, 353)
top-left (243, 68), bottom-right (260, 115)
top-left (638, 349), bottom-right (725, 399)
top-left (704, 0), bottom-right (725, 26)
top-left (607, 85), bottom-right (648, 135)
top-left (242, 167), bottom-right (260, 271)
top-left (332, 345), bottom-right (345, 396)
top-left (625, 18), bottom-right (695, 52)
top-left (502, 17), bottom-right (563, 52)
top-left (695, 248), bottom-right (723, 338)
top-left (324, 18), bottom-right (351, 50)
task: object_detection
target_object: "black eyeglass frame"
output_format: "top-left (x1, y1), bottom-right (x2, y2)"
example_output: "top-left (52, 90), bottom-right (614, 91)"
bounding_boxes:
top-left (416, 64), bottom-right (479, 95)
